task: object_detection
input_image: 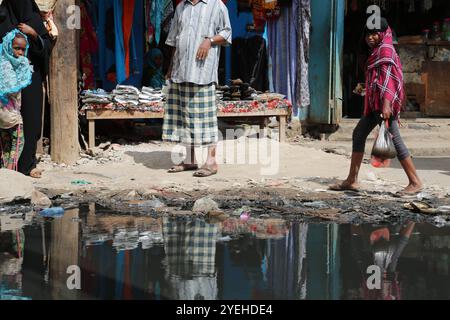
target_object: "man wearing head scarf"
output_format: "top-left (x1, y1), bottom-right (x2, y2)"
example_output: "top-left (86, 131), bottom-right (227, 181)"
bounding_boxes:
top-left (0, 0), bottom-right (52, 178)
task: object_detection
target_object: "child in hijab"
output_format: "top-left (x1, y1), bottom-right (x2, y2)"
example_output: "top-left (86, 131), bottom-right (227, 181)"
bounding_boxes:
top-left (0, 29), bottom-right (33, 171)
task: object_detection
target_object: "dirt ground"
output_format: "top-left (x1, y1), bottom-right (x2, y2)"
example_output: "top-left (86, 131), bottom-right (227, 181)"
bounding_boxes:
top-left (34, 138), bottom-right (449, 196)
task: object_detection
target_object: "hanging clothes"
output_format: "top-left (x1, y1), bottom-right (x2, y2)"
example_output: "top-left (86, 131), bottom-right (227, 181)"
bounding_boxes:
top-left (251, 0), bottom-right (266, 30)
top-left (123, 0), bottom-right (144, 87)
top-left (161, 0), bottom-right (174, 34)
top-left (95, 0), bottom-right (143, 89)
top-left (267, 0), bottom-right (310, 115)
top-left (113, 0), bottom-right (126, 84)
top-left (296, 0), bottom-right (311, 108)
top-left (267, 0), bottom-right (298, 113)
top-left (145, 0), bottom-right (154, 45)
top-left (231, 36), bottom-right (269, 92)
top-left (96, 0), bottom-right (114, 90)
top-left (80, 2), bottom-right (99, 89)
top-left (150, 0), bottom-right (164, 45)
top-left (122, 0), bottom-right (135, 79)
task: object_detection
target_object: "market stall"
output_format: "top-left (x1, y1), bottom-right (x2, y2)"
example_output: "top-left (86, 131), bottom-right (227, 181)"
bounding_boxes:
top-left (76, 0), bottom-right (302, 147)
top-left (80, 86), bottom-right (291, 147)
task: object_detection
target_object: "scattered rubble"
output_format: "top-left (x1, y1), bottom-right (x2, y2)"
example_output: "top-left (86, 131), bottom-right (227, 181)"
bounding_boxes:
top-left (192, 197), bottom-right (220, 213)
top-left (31, 190), bottom-right (52, 209)
top-left (0, 169), bottom-right (34, 204)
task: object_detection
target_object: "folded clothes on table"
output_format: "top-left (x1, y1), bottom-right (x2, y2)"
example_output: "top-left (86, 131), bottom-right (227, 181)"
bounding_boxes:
top-left (113, 85), bottom-right (140, 95)
top-left (82, 97), bottom-right (111, 104)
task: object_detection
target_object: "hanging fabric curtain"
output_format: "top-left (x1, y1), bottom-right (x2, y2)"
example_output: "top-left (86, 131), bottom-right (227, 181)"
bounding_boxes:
top-left (122, 0), bottom-right (136, 78)
top-left (150, 0), bottom-right (164, 45)
top-left (267, 1), bottom-right (298, 113)
top-left (267, 0), bottom-right (310, 116)
top-left (80, 1), bottom-right (99, 89)
top-left (296, 0), bottom-right (310, 109)
top-left (113, 0), bottom-right (126, 84)
top-left (125, 0), bottom-right (144, 87)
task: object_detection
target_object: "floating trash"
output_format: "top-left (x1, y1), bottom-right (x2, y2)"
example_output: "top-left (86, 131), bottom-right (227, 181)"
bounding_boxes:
top-left (39, 207), bottom-right (65, 217)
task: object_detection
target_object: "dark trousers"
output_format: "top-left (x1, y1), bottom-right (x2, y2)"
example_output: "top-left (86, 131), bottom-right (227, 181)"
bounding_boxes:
top-left (352, 113), bottom-right (410, 161)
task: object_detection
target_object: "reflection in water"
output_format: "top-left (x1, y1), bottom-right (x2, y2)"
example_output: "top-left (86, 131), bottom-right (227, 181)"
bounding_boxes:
top-left (344, 223), bottom-right (415, 300)
top-left (1, 204), bottom-right (450, 300)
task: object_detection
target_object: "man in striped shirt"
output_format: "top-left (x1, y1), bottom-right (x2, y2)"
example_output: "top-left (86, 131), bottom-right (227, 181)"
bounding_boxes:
top-left (163, 0), bottom-right (232, 177)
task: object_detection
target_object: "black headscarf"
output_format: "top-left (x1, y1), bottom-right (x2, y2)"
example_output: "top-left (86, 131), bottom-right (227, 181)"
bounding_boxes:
top-left (0, 4), bottom-right (15, 38)
top-left (0, 0), bottom-right (48, 38)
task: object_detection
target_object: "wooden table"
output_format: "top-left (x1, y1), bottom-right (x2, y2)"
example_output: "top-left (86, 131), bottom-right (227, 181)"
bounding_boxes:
top-left (85, 108), bottom-right (289, 148)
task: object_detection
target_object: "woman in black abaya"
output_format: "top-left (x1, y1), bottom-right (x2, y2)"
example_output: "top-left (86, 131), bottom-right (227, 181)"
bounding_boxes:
top-left (0, 0), bottom-right (52, 178)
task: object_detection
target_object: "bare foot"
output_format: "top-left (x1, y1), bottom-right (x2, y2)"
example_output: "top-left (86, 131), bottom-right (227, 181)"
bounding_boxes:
top-left (193, 162), bottom-right (218, 178)
top-left (402, 183), bottom-right (423, 195)
top-left (30, 168), bottom-right (43, 179)
top-left (329, 180), bottom-right (360, 192)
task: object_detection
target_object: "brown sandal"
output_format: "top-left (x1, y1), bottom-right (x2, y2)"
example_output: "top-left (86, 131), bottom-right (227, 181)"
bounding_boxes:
top-left (168, 163), bottom-right (198, 173)
top-left (193, 167), bottom-right (218, 178)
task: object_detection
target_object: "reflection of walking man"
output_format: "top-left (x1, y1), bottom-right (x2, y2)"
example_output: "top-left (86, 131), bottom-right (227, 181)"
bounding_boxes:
top-left (163, 0), bottom-right (232, 177)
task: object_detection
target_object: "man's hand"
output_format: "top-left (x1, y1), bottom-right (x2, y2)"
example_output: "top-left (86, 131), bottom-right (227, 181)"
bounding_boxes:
top-left (18, 23), bottom-right (38, 40)
top-left (196, 38), bottom-right (211, 61)
top-left (381, 99), bottom-right (392, 120)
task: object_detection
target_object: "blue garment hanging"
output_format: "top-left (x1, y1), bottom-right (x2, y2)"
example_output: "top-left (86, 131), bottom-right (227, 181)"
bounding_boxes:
top-left (96, 0), bottom-right (117, 91)
top-left (113, 0), bottom-right (126, 84)
top-left (150, 0), bottom-right (163, 45)
top-left (122, 0), bottom-right (144, 87)
top-left (92, 0), bottom-right (144, 89)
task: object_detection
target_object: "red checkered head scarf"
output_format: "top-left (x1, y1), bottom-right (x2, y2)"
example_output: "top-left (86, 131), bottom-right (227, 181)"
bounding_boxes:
top-left (365, 27), bottom-right (404, 117)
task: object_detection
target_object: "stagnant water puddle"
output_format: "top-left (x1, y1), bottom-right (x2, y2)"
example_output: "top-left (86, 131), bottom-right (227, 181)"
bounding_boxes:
top-left (1, 203), bottom-right (450, 300)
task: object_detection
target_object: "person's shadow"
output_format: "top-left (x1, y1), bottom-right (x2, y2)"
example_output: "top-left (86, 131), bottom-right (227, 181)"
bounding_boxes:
top-left (125, 151), bottom-right (175, 170)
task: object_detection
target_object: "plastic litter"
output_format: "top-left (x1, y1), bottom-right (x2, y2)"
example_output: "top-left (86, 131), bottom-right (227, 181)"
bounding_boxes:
top-left (434, 216), bottom-right (448, 227)
top-left (437, 206), bottom-right (450, 214)
top-left (417, 192), bottom-right (432, 201)
top-left (39, 207), bottom-right (65, 217)
top-left (304, 201), bottom-right (328, 209)
top-left (240, 212), bottom-right (251, 222)
top-left (233, 206), bottom-right (252, 217)
top-left (71, 180), bottom-right (92, 186)
top-left (217, 236), bottom-right (232, 242)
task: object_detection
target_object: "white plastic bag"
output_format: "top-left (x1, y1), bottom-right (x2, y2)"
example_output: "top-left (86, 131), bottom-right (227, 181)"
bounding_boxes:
top-left (371, 121), bottom-right (397, 160)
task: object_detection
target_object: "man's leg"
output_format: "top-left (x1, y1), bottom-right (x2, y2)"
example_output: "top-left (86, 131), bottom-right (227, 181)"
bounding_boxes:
top-left (205, 145), bottom-right (218, 171)
top-left (193, 145), bottom-right (218, 177)
top-left (168, 144), bottom-right (198, 172)
top-left (192, 83), bottom-right (219, 177)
